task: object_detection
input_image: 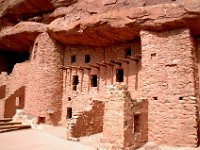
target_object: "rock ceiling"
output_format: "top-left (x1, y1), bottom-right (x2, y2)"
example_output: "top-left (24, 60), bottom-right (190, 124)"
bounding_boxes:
top-left (0, 0), bottom-right (200, 51)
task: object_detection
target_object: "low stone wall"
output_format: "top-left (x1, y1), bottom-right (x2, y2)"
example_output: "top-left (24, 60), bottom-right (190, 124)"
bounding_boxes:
top-left (67, 100), bottom-right (104, 139)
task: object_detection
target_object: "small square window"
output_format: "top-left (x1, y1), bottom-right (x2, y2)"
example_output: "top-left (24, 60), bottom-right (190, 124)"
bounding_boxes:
top-left (153, 97), bottom-right (158, 100)
top-left (151, 53), bottom-right (156, 60)
top-left (91, 75), bottom-right (98, 87)
top-left (125, 48), bottom-right (132, 57)
top-left (85, 54), bottom-right (91, 63)
top-left (71, 55), bottom-right (76, 63)
top-left (38, 117), bottom-right (45, 124)
top-left (179, 97), bottom-right (183, 100)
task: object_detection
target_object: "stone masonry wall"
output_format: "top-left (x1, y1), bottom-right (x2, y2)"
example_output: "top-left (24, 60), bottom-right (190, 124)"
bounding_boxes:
top-left (62, 42), bottom-right (141, 123)
top-left (0, 61), bottom-right (30, 118)
top-left (25, 32), bottom-right (64, 125)
top-left (140, 29), bottom-right (199, 147)
top-left (4, 86), bottom-right (25, 118)
top-left (100, 85), bottom-right (148, 150)
top-left (68, 100), bottom-right (104, 138)
top-left (196, 38), bottom-right (200, 142)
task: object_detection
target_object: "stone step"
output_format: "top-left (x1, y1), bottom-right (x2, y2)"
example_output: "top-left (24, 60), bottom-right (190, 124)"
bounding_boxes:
top-left (0, 122), bottom-right (22, 126)
top-left (0, 128), bottom-right (19, 133)
top-left (0, 118), bottom-right (12, 122)
top-left (0, 124), bottom-right (31, 130)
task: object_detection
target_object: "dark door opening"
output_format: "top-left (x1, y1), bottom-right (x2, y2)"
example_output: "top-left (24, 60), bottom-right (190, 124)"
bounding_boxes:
top-left (67, 107), bottom-right (72, 119)
top-left (91, 75), bottom-right (98, 87)
top-left (72, 75), bottom-right (79, 91)
top-left (116, 69), bottom-right (124, 82)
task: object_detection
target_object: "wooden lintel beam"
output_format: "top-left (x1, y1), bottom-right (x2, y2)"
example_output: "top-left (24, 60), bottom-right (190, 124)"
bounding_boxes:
top-left (127, 56), bottom-right (141, 62)
top-left (118, 58), bottom-right (129, 63)
top-left (96, 62), bottom-right (107, 67)
top-left (58, 65), bottom-right (70, 70)
top-left (102, 61), bottom-right (114, 66)
top-left (80, 66), bottom-right (91, 70)
top-left (111, 60), bottom-right (122, 66)
top-left (89, 64), bottom-right (100, 69)
top-left (68, 65), bottom-right (85, 70)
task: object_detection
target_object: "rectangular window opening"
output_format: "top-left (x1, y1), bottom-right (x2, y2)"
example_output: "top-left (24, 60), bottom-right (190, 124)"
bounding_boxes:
top-left (179, 97), bottom-right (183, 100)
top-left (85, 54), bottom-right (91, 63)
top-left (67, 107), bottom-right (72, 119)
top-left (153, 97), bottom-right (158, 100)
top-left (71, 55), bottom-right (76, 63)
top-left (91, 75), bottom-right (98, 87)
top-left (72, 75), bottom-right (79, 91)
top-left (125, 48), bottom-right (132, 57)
top-left (38, 117), bottom-right (45, 124)
top-left (134, 114), bottom-right (140, 133)
top-left (16, 97), bottom-right (22, 107)
top-left (116, 69), bottom-right (124, 82)
top-left (151, 53), bottom-right (156, 60)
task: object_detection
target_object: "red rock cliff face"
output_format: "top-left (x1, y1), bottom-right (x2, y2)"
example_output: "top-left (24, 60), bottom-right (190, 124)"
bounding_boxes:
top-left (1, 0), bottom-right (200, 148)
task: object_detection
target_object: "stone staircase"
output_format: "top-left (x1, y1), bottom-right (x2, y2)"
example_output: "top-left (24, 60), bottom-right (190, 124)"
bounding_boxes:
top-left (0, 118), bottom-right (31, 133)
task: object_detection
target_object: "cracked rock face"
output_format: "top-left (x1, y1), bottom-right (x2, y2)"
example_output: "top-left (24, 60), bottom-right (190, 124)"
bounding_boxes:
top-left (0, 0), bottom-right (200, 51)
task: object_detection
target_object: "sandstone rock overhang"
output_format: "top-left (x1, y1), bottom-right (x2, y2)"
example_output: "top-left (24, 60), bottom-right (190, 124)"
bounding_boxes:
top-left (0, 22), bottom-right (47, 52)
top-left (0, 0), bottom-right (77, 27)
top-left (47, 3), bottom-right (200, 46)
top-left (0, 1), bottom-right (200, 51)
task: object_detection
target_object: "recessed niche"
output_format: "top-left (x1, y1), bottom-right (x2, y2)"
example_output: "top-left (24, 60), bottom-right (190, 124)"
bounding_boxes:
top-left (153, 97), bottom-right (158, 100)
top-left (151, 53), bottom-right (156, 60)
top-left (38, 117), bottom-right (45, 124)
top-left (134, 114), bottom-right (141, 133)
top-left (68, 97), bottom-right (71, 101)
top-left (179, 97), bottom-right (183, 100)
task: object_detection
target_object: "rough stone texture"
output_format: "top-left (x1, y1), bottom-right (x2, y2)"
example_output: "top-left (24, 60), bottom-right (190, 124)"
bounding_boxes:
top-left (67, 100), bottom-right (104, 139)
top-left (0, 0), bottom-right (200, 149)
top-left (25, 32), bottom-right (64, 125)
top-left (0, 0), bottom-right (77, 27)
top-left (0, 85), bottom-right (6, 118)
top-left (47, 1), bottom-right (200, 46)
top-left (0, 22), bottom-right (47, 51)
top-left (0, 61), bottom-right (30, 118)
top-left (140, 29), bottom-right (199, 147)
top-left (100, 85), bottom-right (148, 150)
top-left (4, 86), bottom-right (25, 118)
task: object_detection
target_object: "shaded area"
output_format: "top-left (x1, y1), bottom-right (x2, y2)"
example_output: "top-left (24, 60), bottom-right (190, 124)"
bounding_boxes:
top-left (0, 50), bottom-right (29, 74)
top-left (4, 86), bottom-right (25, 118)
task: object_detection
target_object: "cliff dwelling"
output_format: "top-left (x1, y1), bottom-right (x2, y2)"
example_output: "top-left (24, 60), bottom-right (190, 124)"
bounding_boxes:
top-left (1, 0), bottom-right (200, 150)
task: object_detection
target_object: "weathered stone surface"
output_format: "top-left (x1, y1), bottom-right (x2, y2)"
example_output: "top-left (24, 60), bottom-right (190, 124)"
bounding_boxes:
top-left (25, 32), bottom-right (64, 125)
top-left (47, 3), bottom-right (200, 46)
top-left (0, 22), bottom-right (47, 51)
top-left (1, 0), bottom-right (200, 149)
top-left (0, 0), bottom-right (77, 27)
